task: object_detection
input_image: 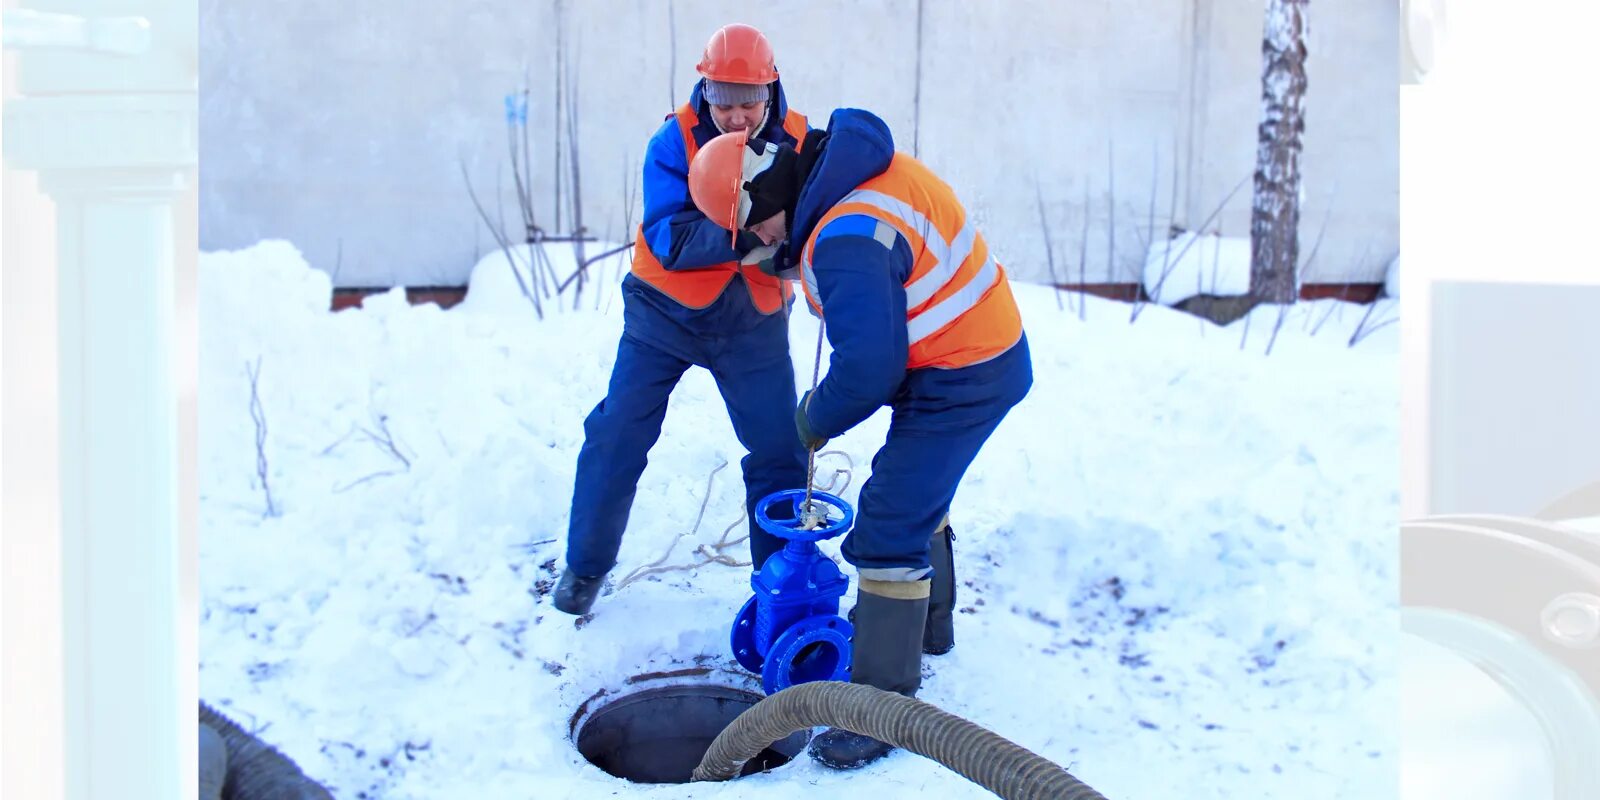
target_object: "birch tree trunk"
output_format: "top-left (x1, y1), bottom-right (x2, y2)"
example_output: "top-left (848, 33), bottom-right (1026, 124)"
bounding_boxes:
top-left (1250, 0), bottom-right (1309, 305)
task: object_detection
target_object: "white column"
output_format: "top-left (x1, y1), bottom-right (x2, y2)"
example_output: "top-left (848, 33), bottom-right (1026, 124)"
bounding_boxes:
top-left (41, 170), bottom-right (186, 800)
top-left (3, 2), bottom-right (196, 796)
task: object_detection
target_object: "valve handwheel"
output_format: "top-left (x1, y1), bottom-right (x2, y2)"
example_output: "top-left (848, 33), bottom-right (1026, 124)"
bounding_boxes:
top-left (754, 489), bottom-right (854, 543)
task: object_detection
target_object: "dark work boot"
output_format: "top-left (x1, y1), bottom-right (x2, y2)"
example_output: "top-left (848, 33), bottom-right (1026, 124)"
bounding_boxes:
top-left (552, 570), bottom-right (605, 616)
top-left (846, 523), bottom-right (954, 656)
top-left (923, 523), bottom-right (956, 656)
top-left (809, 579), bottom-right (929, 770)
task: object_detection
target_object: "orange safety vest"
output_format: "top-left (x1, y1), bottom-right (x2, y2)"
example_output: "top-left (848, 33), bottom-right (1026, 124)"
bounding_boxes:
top-left (798, 153), bottom-right (1024, 370)
top-left (629, 104), bottom-right (808, 314)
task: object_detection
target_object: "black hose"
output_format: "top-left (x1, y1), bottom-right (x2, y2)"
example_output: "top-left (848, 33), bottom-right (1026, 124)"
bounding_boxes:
top-left (199, 722), bottom-right (227, 800)
top-left (199, 702), bottom-right (334, 800)
top-left (692, 681), bottom-right (1108, 800)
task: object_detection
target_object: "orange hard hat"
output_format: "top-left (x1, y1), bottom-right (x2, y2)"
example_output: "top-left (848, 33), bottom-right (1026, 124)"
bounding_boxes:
top-left (688, 129), bottom-right (783, 247)
top-left (688, 129), bottom-right (750, 247)
top-left (696, 23), bottom-right (779, 85)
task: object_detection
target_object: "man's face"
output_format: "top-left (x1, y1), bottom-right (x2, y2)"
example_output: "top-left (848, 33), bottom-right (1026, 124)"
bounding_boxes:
top-left (745, 210), bottom-right (787, 246)
top-left (710, 101), bottom-right (768, 134)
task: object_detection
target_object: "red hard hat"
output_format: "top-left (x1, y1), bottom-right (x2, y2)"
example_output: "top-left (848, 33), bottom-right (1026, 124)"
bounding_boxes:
top-left (688, 129), bottom-right (753, 247)
top-left (696, 23), bottom-right (779, 84)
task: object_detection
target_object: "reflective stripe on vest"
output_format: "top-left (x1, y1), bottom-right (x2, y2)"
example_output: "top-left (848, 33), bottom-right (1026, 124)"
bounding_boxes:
top-left (800, 153), bottom-right (1022, 369)
top-left (628, 105), bottom-right (807, 313)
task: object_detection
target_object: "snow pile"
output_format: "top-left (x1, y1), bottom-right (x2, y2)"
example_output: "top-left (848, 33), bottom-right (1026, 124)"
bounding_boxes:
top-left (200, 240), bottom-right (1398, 799)
top-left (1140, 232), bottom-right (1252, 305)
top-left (454, 241), bottom-right (634, 318)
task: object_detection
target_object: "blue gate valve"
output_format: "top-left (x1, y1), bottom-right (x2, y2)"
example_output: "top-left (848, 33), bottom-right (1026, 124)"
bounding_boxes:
top-left (730, 489), bottom-right (856, 695)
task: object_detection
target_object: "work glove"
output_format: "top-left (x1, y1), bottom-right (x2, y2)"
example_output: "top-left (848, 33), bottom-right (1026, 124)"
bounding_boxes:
top-left (795, 390), bottom-right (829, 450)
top-left (740, 242), bottom-right (782, 277)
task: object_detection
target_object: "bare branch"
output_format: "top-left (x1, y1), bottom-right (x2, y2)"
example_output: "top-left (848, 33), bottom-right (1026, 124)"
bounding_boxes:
top-left (1167, 130), bottom-right (1181, 284)
top-left (1077, 179), bottom-right (1089, 322)
top-left (1264, 294), bottom-right (1292, 355)
top-left (245, 357), bottom-right (279, 519)
top-left (1130, 142), bottom-right (1160, 322)
top-left (522, 86), bottom-right (536, 235)
top-left (566, 39), bottom-right (588, 310)
top-left (359, 410), bottom-right (412, 471)
top-left (913, 0), bottom-right (926, 158)
top-left (1106, 140), bottom-right (1116, 289)
top-left (1351, 314), bottom-right (1398, 345)
top-left (1209, 220), bottom-right (1224, 295)
top-left (1138, 174), bottom-right (1251, 321)
top-left (667, 0), bottom-right (678, 109)
top-left (523, 235), bottom-right (551, 300)
top-left (332, 238), bottom-right (344, 286)
top-left (1034, 179), bottom-right (1063, 311)
top-left (553, 0), bottom-right (566, 234)
top-left (1296, 189), bottom-right (1339, 291)
top-left (333, 470), bottom-right (401, 494)
top-left (1311, 244), bottom-right (1368, 336)
top-left (558, 243), bottom-right (635, 294)
top-left (318, 424), bottom-right (359, 457)
top-left (1349, 297), bottom-right (1397, 347)
top-left (1139, 129), bottom-right (1181, 325)
top-left (622, 155), bottom-right (638, 275)
top-left (607, 156), bottom-right (640, 315)
top-left (507, 92), bottom-right (536, 238)
top-left (459, 157), bottom-right (542, 319)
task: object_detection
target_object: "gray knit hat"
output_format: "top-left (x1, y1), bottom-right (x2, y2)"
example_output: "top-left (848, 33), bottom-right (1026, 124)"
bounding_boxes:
top-left (704, 79), bottom-right (771, 106)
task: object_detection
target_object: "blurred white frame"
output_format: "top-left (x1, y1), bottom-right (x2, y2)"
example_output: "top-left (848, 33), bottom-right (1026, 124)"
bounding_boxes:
top-left (2, 2), bottom-right (197, 798)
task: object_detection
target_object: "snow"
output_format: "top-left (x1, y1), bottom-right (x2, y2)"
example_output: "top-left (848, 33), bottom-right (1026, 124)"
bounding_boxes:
top-left (201, 240), bottom-right (1399, 799)
top-left (1140, 232), bottom-right (1252, 305)
top-left (1384, 253), bottom-right (1400, 299)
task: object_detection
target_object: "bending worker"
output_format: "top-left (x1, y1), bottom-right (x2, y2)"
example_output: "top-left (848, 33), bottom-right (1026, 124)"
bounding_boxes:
top-left (686, 108), bottom-right (1033, 769)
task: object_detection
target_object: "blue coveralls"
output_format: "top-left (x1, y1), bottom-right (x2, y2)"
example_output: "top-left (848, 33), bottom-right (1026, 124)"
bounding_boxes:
top-left (563, 80), bottom-right (811, 578)
top-left (785, 109), bottom-right (1034, 580)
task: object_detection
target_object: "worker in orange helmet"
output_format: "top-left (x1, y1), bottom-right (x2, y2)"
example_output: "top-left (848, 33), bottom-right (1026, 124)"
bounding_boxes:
top-left (687, 110), bottom-right (1033, 770)
top-left (552, 24), bottom-right (819, 617)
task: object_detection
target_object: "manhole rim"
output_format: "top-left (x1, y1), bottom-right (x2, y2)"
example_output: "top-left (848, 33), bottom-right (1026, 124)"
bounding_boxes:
top-left (566, 665), bottom-right (767, 742)
top-left (568, 667), bottom-right (808, 784)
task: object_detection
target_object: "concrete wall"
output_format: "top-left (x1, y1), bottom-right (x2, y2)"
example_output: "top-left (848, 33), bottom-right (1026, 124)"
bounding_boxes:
top-left (200, 0), bottom-right (1398, 289)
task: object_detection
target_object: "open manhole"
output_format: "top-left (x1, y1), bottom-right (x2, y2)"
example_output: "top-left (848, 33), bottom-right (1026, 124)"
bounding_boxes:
top-left (575, 685), bottom-right (809, 783)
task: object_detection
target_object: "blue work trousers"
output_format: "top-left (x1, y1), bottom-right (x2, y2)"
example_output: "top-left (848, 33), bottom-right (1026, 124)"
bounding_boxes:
top-left (840, 335), bottom-right (1033, 578)
top-left (564, 280), bottom-right (807, 577)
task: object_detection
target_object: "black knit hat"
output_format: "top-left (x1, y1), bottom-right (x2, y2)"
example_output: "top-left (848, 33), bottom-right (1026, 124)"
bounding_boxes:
top-left (741, 137), bottom-right (799, 227)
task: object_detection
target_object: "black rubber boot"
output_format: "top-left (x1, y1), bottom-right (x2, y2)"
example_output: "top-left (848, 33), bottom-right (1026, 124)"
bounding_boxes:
top-left (809, 581), bottom-right (929, 770)
top-left (923, 524), bottom-right (956, 656)
top-left (552, 570), bottom-right (605, 616)
top-left (845, 525), bottom-right (954, 656)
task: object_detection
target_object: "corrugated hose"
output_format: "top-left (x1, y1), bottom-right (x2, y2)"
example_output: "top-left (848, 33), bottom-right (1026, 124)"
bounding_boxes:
top-left (692, 681), bottom-right (1109, 800)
